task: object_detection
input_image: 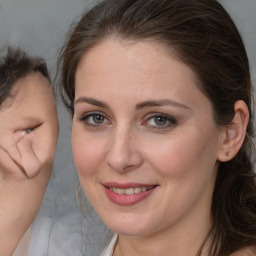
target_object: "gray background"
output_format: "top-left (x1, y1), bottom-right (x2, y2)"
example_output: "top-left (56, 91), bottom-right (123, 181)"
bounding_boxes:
top-left (0, 1), bottom-right (255, 256)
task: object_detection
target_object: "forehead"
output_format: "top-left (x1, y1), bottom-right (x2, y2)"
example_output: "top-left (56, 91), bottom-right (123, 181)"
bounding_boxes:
top-left (80, 39), bottom-right (188, 76)
top-left (77, 38), bottom-right (182, 74)
top-left (0, 72), bottom-right (56, 130)
top-left (1, 72), bottom-right (53, 109)
top-left (75, 39), bottom-right (199, 100)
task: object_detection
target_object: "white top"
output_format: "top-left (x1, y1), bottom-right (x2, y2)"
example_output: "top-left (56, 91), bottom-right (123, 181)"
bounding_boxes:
top-left (12, 226), bottom-right (32, 256)
top-left (100, 233), bottom-right (118, 256)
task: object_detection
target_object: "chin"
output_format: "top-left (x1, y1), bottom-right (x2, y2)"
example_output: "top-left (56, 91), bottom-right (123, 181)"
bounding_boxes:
top-left (112, 227), bottom-right (147, 237)
top-left (104, 216), bottom-right (151, 236)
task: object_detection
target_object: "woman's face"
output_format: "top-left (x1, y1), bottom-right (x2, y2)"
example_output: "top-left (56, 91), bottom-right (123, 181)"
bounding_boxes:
top-left (73, 39), bottom-right (224, 236)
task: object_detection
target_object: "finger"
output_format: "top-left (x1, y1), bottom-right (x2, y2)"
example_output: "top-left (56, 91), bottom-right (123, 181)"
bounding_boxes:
top-left (0, 146), bottom-right (27, 180)
top-left (0, 133), bottom-right (28, 178)
top-left (16, 137), bottom-right (41, 179)
top-left (0, 135), bottom-right (23, 171)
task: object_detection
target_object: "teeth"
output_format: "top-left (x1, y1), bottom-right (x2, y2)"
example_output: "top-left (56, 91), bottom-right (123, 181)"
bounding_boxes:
top-left (125, 188), bottom-right (134, 195)
top-left (134, 187), bottom-right (141, 194)
top-left (116, 188), bottom-right (125, 194)
top-left (110, 186), bottom-right (154, 195)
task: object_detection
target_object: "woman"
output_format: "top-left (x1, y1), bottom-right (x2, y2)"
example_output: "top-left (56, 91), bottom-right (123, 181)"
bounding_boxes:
top-left (58, 0), bottom-right (256, 255)
top-left (0, 47), bottom-right (59, 255)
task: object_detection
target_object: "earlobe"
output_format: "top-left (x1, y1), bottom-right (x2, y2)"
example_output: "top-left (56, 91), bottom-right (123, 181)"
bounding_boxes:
top-left (217, 100), bottom-right (249, 162)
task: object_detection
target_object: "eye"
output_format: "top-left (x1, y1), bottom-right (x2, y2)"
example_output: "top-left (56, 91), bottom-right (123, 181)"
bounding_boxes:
top-left (89, 114), bottom-right (106, 124)
top-left (79, 112), bottom-right (110, 127)
top-left (25, 128), bottom-right (33, 133)
top-left (143, 114), bottom-right (176, 128)
top-left (21, 123), bottom-right (42, 135)
top-left (21, 129), bottom-right (32, 136)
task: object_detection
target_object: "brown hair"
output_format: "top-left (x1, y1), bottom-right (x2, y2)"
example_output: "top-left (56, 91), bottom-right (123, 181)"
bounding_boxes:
top-left (0, 47), bottom-right (51, 106)
top-left (58, 0), bottom-right (256, 255)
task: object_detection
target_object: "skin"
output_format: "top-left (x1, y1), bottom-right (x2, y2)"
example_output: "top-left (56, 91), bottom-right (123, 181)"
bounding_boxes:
top-left (0, 72), bottom-right (59, 255)
top-left (72, 39), bottom-right (249, 256)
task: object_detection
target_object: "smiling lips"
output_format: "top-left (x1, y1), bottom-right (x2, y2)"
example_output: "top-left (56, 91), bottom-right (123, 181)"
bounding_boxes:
top-left (103, 183), bottom-right (157, 206)
top-left (110, 186), bottom-right (154, 195)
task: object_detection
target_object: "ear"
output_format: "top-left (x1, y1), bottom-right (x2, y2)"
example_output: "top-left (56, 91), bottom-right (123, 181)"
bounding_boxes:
top-left (217, 100), bottom-right (249, 162)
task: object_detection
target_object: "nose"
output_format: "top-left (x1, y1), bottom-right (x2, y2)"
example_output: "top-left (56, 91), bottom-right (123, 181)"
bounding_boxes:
top-left (106, 127), bottom-right (143, 173)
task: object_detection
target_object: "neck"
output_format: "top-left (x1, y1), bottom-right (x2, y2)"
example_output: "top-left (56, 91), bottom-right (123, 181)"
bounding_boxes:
top-left (114, 202), bottom-right (213, 256)
top-left (116, 224), bottom-right (211, 256)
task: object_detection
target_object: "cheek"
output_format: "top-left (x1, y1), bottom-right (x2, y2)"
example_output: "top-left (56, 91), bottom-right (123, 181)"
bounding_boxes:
top-left (33, 122), bottom-right (59, 161)
top-left (72, 128), bottom-right (107, 206)
top-left (144, 130), bottom-right (219, 180)
top-left (72, 127), bottom-right (105, 179)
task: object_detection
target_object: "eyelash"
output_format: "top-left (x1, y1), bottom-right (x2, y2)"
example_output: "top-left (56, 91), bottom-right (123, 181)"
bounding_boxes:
top-left (78, 112), bottom-right (110, 128)
top-left (78, 112), bottom-right (176, 130)
top-left (142, 113), bottom-right (177, 129)
top-left (21, 123), bottom-right (42, 135)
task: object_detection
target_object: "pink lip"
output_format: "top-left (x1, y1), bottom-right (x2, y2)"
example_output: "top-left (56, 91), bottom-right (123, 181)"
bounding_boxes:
top-left (102, 182), bottom-right (157, 206)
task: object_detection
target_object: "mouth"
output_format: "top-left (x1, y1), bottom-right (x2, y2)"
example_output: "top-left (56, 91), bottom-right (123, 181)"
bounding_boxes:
top-left (109, 186), bottom-right (155, 195)
top-left (102, 183), bottom-right (158, 206)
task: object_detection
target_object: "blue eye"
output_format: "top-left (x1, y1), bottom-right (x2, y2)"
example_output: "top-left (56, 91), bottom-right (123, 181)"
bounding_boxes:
top-left (90, 114), bottom-right (105, 124)
top-left (144, 114), bottom-right (176, 128)
top-left (151, 116), bottom-right (168, 126)
top-left (79, 113), bottom-right (109, 126)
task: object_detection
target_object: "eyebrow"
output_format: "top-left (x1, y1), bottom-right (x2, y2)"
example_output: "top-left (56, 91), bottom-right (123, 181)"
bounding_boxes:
top-left (74, 97), bottom-right (110, 109)
top-left (135, 99), bottom-right (190, 110)
top-left (74, 97), bottom-right (190, 111)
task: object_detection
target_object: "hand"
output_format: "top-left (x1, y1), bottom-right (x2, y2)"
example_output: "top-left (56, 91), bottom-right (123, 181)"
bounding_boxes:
top-left (0, 128), bottom-right (42, 180)
top-left (0, 122), bottom-right (57, 181)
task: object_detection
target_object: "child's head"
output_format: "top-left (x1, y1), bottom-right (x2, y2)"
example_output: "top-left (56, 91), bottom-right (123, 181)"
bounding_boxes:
top-left (0, 47), bottom-right (59, 255)
top-left (0, 47), bottom-right (59, 179)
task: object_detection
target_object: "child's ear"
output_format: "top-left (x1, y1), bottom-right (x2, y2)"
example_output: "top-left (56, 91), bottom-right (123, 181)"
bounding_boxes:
top-left (217, 100), bottom-right (249, 162)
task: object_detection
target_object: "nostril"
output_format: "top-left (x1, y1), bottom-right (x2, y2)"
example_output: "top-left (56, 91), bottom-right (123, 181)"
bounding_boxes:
top-left (106, 131), bottom-right (143, 172)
